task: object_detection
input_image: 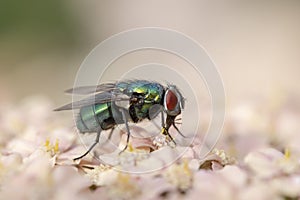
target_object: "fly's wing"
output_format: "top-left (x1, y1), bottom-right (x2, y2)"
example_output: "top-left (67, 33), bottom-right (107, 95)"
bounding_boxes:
top-left (55, 82), bottom-right (129, 111)
top-left (64, 83), bottom-right (117, 95)
top-left (54, 91), bottom-right (130, 111)
top-left (64, 80), bottom-right (149, 95)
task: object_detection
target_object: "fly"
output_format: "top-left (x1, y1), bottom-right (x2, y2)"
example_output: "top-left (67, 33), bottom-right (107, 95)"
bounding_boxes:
top-left (54, 80), bottom-right (185, 160)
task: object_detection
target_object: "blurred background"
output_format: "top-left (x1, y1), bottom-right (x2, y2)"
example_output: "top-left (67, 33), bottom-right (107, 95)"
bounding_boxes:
top-left (1, 0), bottom-right (299, 108)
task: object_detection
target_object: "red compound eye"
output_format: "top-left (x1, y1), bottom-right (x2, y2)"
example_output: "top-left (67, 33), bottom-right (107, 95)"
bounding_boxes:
top-left (166, 90), bottom-right (178, 110)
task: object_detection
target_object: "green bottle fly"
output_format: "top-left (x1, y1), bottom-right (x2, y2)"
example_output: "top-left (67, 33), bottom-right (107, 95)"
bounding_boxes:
top-left (55, 80), bottom-right (185, 160)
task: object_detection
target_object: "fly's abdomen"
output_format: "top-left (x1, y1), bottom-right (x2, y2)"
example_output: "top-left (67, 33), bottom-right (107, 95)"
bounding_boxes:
top-left (76, 102), bottom-right (116, 133)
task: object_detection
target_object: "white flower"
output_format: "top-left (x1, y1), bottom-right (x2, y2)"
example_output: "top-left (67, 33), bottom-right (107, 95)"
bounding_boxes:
top-left (212, 149), bottom-right (236, 166)
top-left (198, 149), bottom-right (236, 171)
top-left (271, 175), bottom-right (300, 199)
top-left (216, 165), bottom-right (248, 189)
top-left (244, 148), bottom-right (284, 178)
top-left (107, 173), bottom-right (141, 200)
top-left (84, 164), bottom-right (118, 186)
top-left (164, 159), bottom-right (193, 191)
top-left (238, 181), bottom-right (278, 200)
top-left (245, 148), bottom-right (300, 178)
top-left (276, 148), bottom-right (300, 174)
top-left (189, 170), bottom-right (234, 200)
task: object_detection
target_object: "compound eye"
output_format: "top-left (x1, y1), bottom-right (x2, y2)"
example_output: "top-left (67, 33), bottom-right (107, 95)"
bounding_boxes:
top-left (166, 90), bottom-right (178, 111)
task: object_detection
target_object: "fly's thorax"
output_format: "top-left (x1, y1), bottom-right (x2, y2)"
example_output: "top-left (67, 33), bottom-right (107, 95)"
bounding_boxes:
top-left (117, 80), bottom-right (164, 103)
top-left (115, 80), bottom-right (165, 123)
top-left (132, 102), bottom-right (154, 122)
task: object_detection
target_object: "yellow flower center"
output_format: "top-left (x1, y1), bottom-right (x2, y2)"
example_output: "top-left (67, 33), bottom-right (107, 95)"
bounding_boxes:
top-left (284, 147), bottom-right (290, 159)
top-left (44, 138), bottom-right (60, 156)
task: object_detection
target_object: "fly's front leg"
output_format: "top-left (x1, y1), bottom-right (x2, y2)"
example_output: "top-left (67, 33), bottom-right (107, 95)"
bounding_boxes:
top-left (161, 112), bottom-right (176, 146)
top-left (172, 122), bottom-right (187, 138)
top-left (161, 126), bottom-right (176, 146)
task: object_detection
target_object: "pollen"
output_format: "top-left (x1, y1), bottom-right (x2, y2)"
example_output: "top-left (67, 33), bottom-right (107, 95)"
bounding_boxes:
top-left (128, 143), bottom-right (134, 152)
top-left (118, 173), bottom-right (130, 184)
top-left (183, 158), bottom-right (192, 177)
top-left (277, 147), bottom-right (299, 174)
top-left (44, 139), bottom-right (51, 152)
top-left (165, 160), bottom-right (193, 191)
top-left (54, 139), bottom-right (59, 154)
top-left (44, 138), bottom-right (60, 156)
top-left (108, 173), bottom-right (141, 199)
top-left (284, 147), bottom-right (290, 159)
top-left (212, 149), bottom-right (236, 165)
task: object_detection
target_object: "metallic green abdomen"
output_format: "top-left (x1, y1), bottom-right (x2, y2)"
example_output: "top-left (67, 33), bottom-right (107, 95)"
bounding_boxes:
top-left (77, 102), bottom-right (115, 133)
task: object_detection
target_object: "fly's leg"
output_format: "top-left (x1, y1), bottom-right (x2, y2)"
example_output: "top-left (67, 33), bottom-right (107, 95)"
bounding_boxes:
top-left (172, 122), bottom-right (187, 138)
top-left (161, 109), bottom-right (165, 128)
top-left (73, 129), bottom-right (101, 161)
top-left (161, 127), bottom-right (176, 146)
top-left (119, 109), bottom-right (131, 154)
top-left (104, 127), bottom-right (115, 142)
top-left (93, 127), bottom-right (115, 159)
top-left (160, 110), bottom-right (176, 145)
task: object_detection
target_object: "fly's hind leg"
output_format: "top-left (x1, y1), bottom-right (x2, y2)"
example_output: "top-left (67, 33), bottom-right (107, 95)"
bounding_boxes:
top-left (73, 129), bottom-right (101, 161)
top-left (119, 109), bottom-right (131, 154)
top-left (103, 126), bottom-right (115, 143)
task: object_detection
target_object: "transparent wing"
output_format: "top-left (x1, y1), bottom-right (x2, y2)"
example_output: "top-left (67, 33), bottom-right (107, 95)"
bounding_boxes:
top-left (64, 83), bottom-right (118, 95)
top-left (64, 80), bottom-right (152, 95)
top-left (54, 92), bottom-right (130, 111)
top-left (55, 80), bottom-right (158, 111)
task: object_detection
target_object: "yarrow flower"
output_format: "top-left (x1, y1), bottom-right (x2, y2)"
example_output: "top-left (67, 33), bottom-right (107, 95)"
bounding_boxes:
top-left (199, 148), bottom-right (236, 171)
top-left (107, 173), bottom-right (141, 200)
top-left (0, 95), bottom-right (300, 200)
top-left (164, 159), bottom-right (193, 191)
top-left (84, 164), bottom-right (116, 186)
top-left (277, 148), bottom-right (300, 175)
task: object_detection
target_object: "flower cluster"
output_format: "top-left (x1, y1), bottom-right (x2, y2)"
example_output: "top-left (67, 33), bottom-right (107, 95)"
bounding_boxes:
top-left (0, 96), bottom-right (300, 199)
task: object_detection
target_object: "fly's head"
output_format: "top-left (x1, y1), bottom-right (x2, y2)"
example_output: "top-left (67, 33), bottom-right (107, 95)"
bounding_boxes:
top-left (163, 85), bottom-right (184, 117)
top-left (163, 85), bottom-right (185, 127)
